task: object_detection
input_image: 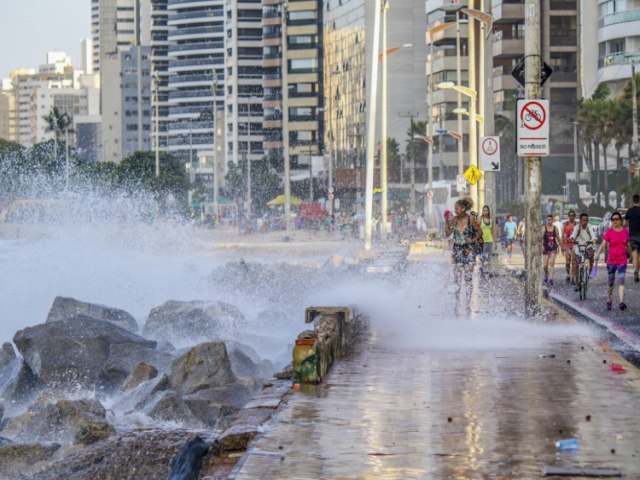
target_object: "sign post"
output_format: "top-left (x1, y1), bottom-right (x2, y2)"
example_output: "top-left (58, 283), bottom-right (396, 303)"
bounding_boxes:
top-left (517, 99), bottom-right (549, 157)
top-left (479, 136), bottom-right (501, 171)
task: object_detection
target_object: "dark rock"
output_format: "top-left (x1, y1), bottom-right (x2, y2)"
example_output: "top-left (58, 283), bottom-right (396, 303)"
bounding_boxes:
top-left (46, 296), bottom-right (139, 332)
top-left (143, 392), bottom-right (202, 427)
top-left (100, 344), bottom-right (171, 392)
top-left (143, 300), bottom-right (245, 344)
top-left (167, 436), bottom-right (209, 480)
top-left (0, 403), bottom-right (3, 423)
top-left (1, 361), bottom-right (46, 403)
top-left (226, 341), bottom-right (275, 380)
top-left (217, 423), bottom-right (258, 452)
top-left (121, 362), bottom-right (158, 392)
top-left (0, 436), bottom-right (12, 446)
top-left (182, 395), bottom-right (239, 427)
top-left (0, 442), bottom-right (61, 479)
top-left (74, 421), bottom-right (116, 445)
top-left (169, 342), bottom-right (237, 395)
top-left (30, 428), bottom-right (213, 480)
top-left (1, 398), bottom-right (108, 444)
top-left (0, 342), bottom-right (16, 369)
top-left (13, 315), bottom-right (156, 391)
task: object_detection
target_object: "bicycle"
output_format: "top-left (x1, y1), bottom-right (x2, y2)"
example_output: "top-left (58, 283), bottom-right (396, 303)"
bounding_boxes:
top-left (576, 241), bottom-right (594, 300)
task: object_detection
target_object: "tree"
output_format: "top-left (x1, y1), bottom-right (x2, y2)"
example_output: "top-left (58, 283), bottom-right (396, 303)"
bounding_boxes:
top-left (387, 138), bottom-right (401, 183)
top-left (405, 120), bottom-right (428, 183)
top-left (43, 107), bottom-right (72, 141)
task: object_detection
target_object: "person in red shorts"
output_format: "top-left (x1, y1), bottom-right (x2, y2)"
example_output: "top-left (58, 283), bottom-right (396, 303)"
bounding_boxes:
top-left (594, 211), bottom-right (630, 311)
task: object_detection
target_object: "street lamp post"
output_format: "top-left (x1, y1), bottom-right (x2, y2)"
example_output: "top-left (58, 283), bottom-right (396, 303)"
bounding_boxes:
top-left (154, 72), bottom-right (160, 178)
top-left (463, 3), bottom-right (493, 210)
top-left (438, 82), bottom-right (478, 207)
top-left (282, 1), bottom-right (292, 231)
top-left (364, 0), bottom-right (383, 250)
top-left (212, 71), bottom-right (219, 219)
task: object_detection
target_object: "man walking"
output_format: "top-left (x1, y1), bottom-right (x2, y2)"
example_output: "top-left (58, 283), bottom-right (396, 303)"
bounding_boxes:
top-left (625, 194), bottom-right (640, 282)
top-left (504, 214), bottom-right (517, 258)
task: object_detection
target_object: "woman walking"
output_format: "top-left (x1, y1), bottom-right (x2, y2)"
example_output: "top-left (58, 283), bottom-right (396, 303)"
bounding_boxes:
top-left (444, 198), bottom-right (482, 314)
top-left (479, 205), bottom-right (496, 277)
top-left (594, 211), bottom-right (630, 311)
top-left (542, 214), bottom-right (560, 285)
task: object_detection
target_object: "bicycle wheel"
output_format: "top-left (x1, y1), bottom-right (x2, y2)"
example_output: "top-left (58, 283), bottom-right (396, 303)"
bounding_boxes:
top-left (579, 264), bottom-right (588, 300)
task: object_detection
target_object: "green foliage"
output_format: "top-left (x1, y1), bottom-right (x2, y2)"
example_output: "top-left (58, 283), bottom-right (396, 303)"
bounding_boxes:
top-left (586, 202), bottom-right (606, 217)
top-left (497, 199), bottom-right (524, 219)
top-left (225, 158), bottom-right (281, 214)
top-left (387, 138), bottom-right (401, 182)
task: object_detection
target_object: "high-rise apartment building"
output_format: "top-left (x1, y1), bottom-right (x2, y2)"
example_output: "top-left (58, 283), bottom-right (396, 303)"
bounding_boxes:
top-left (425, 0), bottom-right (581, 200)
top-left (226, 0), bottom-right (264, 167)
top-left (592, 0), bottom-right (640, 96)
top-left (92, 0), bottom-right (138, 74)
top-left (324, 0), bottom-right (428, 193)
top-left (165, 0), bottom-right (225, 160)
top-left (0, 79), bottom-right (17, 142)
top-left (261, 0), bottom-right (325, 180)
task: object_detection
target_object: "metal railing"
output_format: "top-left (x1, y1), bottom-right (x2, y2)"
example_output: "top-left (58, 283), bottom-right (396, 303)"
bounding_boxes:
top-left (599, 8), bottom-right (640, 28)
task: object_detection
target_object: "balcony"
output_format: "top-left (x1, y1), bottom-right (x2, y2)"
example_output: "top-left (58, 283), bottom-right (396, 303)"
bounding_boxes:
top-left (598, 49), bottom-right (640, 69)
top-left (493, 32), bottom-right (524, 57)
top-left (492, 1), bottom-right (524, 24)
top-left (599, 8), bottom-right (640, 28)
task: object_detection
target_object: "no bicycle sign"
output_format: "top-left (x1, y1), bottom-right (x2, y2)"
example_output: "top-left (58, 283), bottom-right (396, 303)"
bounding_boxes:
top-left (516, 99), bottom-right (549, 157)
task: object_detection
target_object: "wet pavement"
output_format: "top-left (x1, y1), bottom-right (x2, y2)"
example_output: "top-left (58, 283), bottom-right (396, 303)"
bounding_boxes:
top-left (230, 252), bottom-right (640, 480)
top-left (501, 252), bottom-right (640, 356)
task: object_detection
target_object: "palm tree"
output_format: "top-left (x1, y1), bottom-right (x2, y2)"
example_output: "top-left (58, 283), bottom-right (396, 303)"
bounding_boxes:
top-left (43, 107), bottom-right (73, 184)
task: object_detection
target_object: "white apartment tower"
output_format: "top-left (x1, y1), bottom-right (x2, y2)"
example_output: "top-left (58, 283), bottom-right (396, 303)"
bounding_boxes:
top-left (166, 0), bottom-right (225, 159)
top-left (225, 0), bottom-right (264, 166)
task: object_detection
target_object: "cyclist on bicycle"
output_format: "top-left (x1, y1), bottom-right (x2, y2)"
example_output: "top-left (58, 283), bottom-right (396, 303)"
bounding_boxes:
top-left (570, 213), bottom-right (596, 292)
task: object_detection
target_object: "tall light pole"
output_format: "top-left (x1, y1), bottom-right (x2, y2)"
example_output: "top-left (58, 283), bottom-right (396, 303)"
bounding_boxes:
top-left (246, 96), bottom-right (257, 217)
top-left (573, 120), bottom-right (579, 189)
top-left (427, 21), bottom-right (455, 218)
top-left (632, 63), bottom-right (639, 178)
top-left (524, 0), bottom-right (542, 315)
top-left (212, 71), bottom-right (219, 218)
top-left (381, 0), bottom-right (389, 241)
top-left (282, 1), bottom-right (292, 231)
top-left (65, 127), bottom-right (70, 191)
top-left (380, 40), bottom-right (412, 240)
top-left (154, 72), bottom-right (160, 178)
top-left (438, 82), bottom-right (478, 207)
top-left (364, 0), bottom-right (383, 250)
top-left (463, 3), bottom-right (493, 210)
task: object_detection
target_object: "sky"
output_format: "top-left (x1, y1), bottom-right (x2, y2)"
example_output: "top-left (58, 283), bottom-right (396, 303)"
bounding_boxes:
top-left (0, 0), bottom-right (91, 80)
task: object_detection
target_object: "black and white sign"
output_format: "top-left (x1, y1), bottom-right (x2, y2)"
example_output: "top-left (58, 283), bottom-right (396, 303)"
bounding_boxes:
top-left (516, 99), bottom-right (549, 157)
top-left (479, 136), bottom-right (500, 171)
top-left (511, 57), bottom-right (553, 87)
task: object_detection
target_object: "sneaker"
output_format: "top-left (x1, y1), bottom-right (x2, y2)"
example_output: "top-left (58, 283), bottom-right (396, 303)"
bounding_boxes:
top-left (606, 300), bottom-right (612, 311)
top-left (566, 275), bottom-right (570, 283)
top-left (620, 302), bottom-right (627, 311)
top-left (543, 276), bottom-right (548, 285)
top-left (549, 279), bottom-right (554, 286)
top-left (634, 271), bottom-right (639, 283)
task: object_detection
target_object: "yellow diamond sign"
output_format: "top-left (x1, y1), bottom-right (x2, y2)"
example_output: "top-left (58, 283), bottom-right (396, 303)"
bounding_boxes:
top-left (464, 165), bottom-right (483, 185)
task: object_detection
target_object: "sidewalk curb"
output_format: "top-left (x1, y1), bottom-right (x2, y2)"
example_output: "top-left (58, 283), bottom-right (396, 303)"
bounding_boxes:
top-left (548, 291), bottom-right (640, 356)
top-left (498, 258), bottom-right (640, 362)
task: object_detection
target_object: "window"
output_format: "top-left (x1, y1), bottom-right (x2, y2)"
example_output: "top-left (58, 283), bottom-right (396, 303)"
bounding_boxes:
top-left (289, 58), bottom-right (318, 73)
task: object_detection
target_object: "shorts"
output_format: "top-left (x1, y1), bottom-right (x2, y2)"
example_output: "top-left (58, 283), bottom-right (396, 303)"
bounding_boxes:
top-left (506, 238), bottom-right (515, 246)
top-left (607, 263), bottom-right (627, 287)
top-left (630, 237), bottom-right (640, 252)
top-left (543, 247), bottom-right (557, 256)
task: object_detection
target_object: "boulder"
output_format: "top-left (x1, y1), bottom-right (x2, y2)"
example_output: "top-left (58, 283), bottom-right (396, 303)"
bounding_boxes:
top-left (227, 341), bottom-right (275, 380)
top-left (13, 315), bottom-right (156, 391)
top-left (0, 442), bottom-right (61, 479)
top-left (142, 392), bottom-right (202, 427)
top-left (1, 398), bottom-right (108, 444)
top-left (143, 300), bottom-right (245, 344)
top-left (99, 344), bottom-right (172, 391)
top-left (0, 342), bottom-right (16, 369)
top-left (1, 361), bottom-right (46, 403)
top-left (169, 342), bottom-right (236, 395)
top-left (74, 421), bottom-right (116, 445)
top-left (121, 362), bottom-right (158, 392)
top-left (181, 394), bottom-right (239, 427)
top-left (46, 296), bottom-right (139, 332)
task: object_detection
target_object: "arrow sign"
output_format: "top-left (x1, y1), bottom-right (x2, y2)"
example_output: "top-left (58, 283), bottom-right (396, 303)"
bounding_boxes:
top-left (479, 136), bottom-right (501, 171)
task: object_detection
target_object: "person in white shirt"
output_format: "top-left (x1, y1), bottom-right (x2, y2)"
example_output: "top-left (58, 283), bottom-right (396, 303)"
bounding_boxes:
top-left (570, 213), bottom-right (596, 290)
top-left (552, 215), bottom-right (563, 243)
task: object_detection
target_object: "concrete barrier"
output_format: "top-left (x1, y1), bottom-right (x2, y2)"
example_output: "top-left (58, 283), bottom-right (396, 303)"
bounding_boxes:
top-left (292, 306), bottom-right (366, 384)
